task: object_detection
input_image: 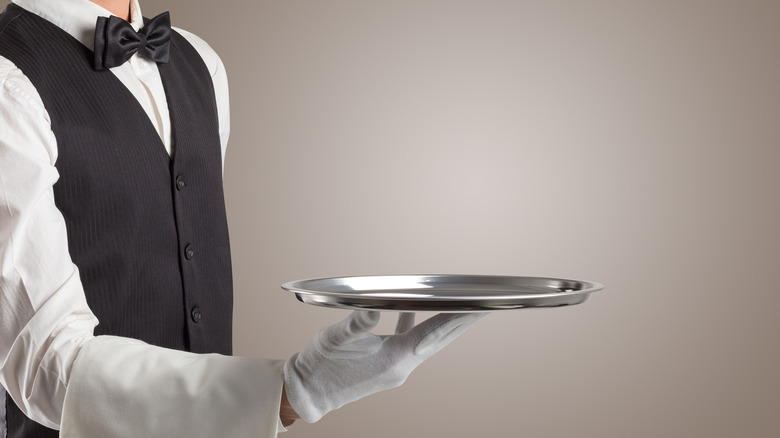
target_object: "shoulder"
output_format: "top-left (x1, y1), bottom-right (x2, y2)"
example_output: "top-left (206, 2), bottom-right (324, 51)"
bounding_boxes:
top-left (172, 27), bottom-right (225, 79)
top-left (0, 55), bottom-right (56, 164)
top-left (168, 28), bottom-right (230, 157)
top-left (0, 55), bottom-right (50, 123)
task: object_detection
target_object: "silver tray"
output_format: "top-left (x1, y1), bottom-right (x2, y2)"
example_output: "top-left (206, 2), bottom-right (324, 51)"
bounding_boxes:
top-left (282, 274), bottom-right (603, 312)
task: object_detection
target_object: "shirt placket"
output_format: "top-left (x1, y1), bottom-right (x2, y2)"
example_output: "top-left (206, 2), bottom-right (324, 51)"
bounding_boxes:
top-left (129, 54), bottom-right (172, 153)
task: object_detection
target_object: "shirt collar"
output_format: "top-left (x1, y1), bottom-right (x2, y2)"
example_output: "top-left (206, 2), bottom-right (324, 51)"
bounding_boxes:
top-left (12, 0), bottom-right (145, 52)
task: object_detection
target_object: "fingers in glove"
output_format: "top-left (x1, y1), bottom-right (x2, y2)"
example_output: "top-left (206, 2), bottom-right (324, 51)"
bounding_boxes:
top-left (315, 311), bottom-right (383, 358)
top-left (409, 312), bottom-right (487, 357)
top-left (395, 312), bottom-right (416, 334)
top-left (323, 310), bottom-right (380, 340)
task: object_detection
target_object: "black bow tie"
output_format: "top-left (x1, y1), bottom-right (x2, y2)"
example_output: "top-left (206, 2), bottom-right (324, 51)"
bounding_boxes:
top-left (93, 11), bottom-right (171, 71)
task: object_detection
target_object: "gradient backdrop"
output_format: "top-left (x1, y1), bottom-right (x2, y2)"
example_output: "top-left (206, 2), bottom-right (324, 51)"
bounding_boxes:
top-left (143, 1), bottom-right (779, 437)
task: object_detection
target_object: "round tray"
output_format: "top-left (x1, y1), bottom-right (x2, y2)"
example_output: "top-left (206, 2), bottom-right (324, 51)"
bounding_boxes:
top-left (282, 274), bottom-right (603, 312)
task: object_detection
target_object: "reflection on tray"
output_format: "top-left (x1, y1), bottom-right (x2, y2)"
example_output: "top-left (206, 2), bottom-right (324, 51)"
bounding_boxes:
top-left (346, 276), bottom-right (434, 291)
top-left (362, 292), bottom-right (436, 298)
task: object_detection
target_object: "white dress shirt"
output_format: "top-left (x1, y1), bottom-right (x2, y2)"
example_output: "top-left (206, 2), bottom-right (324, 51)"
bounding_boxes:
top-left (0, 0), bottom-right (285, 436)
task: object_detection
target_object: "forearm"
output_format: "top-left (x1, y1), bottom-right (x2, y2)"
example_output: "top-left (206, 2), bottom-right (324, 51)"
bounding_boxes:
top-left (61, 337), bottom-right (285, 437)
top-left (0, 268), bottom-right (97, 429)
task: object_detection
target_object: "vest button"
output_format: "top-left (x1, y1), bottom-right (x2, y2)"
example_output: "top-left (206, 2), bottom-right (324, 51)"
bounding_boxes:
top-left (184, 244), bottom-right (194, 260)
top-left (176, 175), bottom-right (186, 191)
top-left (191, 306), bottom-right (202, 323)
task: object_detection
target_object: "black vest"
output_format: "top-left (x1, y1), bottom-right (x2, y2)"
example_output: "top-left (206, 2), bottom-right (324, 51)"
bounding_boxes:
top-left (0, 4), bottom-right (233, 436)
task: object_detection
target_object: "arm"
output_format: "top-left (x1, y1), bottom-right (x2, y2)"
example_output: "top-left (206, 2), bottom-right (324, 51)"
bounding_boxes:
top-left (0, 56), bottom-right (98, 429)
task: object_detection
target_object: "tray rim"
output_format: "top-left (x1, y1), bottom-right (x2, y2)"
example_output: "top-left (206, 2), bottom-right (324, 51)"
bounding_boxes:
top-left (281, 274), bottom-right (603, 310)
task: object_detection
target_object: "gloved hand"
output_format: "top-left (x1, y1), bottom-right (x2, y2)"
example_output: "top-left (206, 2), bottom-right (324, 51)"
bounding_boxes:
top-left (283, 310), bottom-right (486, 423)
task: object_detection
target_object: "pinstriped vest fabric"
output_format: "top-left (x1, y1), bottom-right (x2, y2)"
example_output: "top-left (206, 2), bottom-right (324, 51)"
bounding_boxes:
top-left (0, 4), bottom-right (233, 436)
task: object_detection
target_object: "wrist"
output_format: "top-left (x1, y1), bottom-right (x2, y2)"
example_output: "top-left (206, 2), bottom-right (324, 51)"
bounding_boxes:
top-left (279, 384), bottom-right (300, 427)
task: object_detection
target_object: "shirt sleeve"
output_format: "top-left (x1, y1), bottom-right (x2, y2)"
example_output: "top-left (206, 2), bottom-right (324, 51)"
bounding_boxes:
top-left (61, 337), bottom-right (284, 438)
top-left (0, 55), bottom-right (98, 430)
top-left (0, 51), bottom-right (284, 437)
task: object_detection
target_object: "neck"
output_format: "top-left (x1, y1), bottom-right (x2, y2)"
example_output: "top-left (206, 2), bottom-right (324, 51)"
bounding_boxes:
top-left (89, 0), bottom-right (131, 21)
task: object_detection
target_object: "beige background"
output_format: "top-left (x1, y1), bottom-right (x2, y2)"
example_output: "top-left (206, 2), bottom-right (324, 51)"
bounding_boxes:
top-left (145, 1), bottom-right (779, 437)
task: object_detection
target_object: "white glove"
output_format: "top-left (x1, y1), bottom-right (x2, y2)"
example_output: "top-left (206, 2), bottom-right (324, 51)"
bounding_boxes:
top-left (283, 310), bottom-right (486, 423)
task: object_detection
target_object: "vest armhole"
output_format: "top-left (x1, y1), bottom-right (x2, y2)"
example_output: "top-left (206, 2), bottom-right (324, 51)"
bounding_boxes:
top-left (0, 5), bottom-right (24, 37)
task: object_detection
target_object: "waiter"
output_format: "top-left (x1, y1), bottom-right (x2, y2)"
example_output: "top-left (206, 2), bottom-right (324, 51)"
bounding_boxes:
top-left (0, 0), bottom-right (484, 436)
